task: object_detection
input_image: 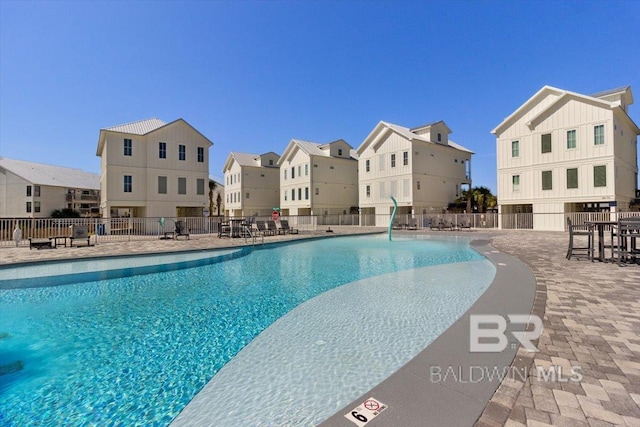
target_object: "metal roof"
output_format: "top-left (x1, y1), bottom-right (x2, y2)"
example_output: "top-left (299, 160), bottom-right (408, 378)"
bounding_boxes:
top-left (229, 152), bottom-right (262, 167)
top-left (0, 157), bottom-right (100, 190)
top-left (102, 118), bottom-right (167, 135)
top-left (590, 86), bottom-right (631, 99)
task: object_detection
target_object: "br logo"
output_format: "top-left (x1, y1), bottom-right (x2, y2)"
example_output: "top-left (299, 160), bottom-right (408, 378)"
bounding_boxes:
top-left (470, 315), bottom-right (543, 353)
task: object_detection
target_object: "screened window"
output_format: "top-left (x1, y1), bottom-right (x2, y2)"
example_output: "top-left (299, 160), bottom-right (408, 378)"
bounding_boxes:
top-left (542, 170), bottom-right (552, 190)
top-left (391, 153), bottom-right (396, 167)
top-left (158, 176), bottom-right (167, 194)
top-left (197, 147), bottom-right (204, 163)
top-left (594, 125), bottom-right (605, 145)
top-left (124, 139), bottom-right (132, 156)
top-left (566, 168), bottom-right (578, 189)
top-left (566, 130), bottom-right (576, 149)
top-left (124, 175), bottom-right (132, 193)
top-left (541, 134), bottom-right (552, 153)
top-left (34, 186), bottom-right (40, 197)
top-left (197, 178), bottom-right (205, 195)
top-left (403, 151), bottom-right (409, 166)
top-left (512, 175), bottom-right (520, 192)
top-left (594, 165), bottom-right (607, 187)
top-left (511, 140), bottom-right (519, 157)
top-left (178, 177), bottom-right (187, 194)
top-left (34, 202), bottom-right (41, 213)
top-left (179, 145), bottom-right (186, 161)
top-left (159, 142), bottom-right (167, 159)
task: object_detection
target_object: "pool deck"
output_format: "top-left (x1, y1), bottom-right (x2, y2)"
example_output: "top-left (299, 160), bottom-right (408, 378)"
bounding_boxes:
top-left (1, 227), bottom-right (639, 426)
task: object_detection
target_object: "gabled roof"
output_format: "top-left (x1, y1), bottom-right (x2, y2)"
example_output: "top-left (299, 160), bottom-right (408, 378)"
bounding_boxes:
top-left (357, 120), bottom-right (473, 154)
top-left (410, 120), bottom-right (452, 135)
top-left (590, 86), bottom-right (631, 99)
top-left (222, 152), bottom-right (260, 172)
top-left (96, 118), bottom-right (213, 156)
top-left (491, 85), bottom-right (640, 135)
top-left (0, 157), bottom-right (100, 190)
top-left (277, 139), bottom-right (356, 165)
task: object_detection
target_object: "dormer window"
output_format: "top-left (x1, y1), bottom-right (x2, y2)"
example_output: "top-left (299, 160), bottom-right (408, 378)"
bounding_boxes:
top-left (437, 133), bottom-right (442, 142)
top-left (338, 148), bottom-right (343, 156)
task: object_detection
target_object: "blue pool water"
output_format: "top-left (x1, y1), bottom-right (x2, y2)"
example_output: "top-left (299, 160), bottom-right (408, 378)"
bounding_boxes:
top-left (0, 235), bottom-right (494, 426)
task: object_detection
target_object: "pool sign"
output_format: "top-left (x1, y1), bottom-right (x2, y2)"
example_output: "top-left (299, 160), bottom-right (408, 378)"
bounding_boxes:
top-left (345, 397), bottom-right (387, 426)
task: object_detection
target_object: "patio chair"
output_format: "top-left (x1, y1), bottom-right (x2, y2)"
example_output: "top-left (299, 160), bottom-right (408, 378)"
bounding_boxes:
top-left (614, 217), bottom-right (640, 266)
top-left (256, 220), bottom-right (272, 236)
top-left (430, 218), bottom-right (443, 231)
top-left (175, 220), bottom-right (190, 240)
top-left (69, 225), bottom-right (93, 247)
top-left (565, 218), bottom-right (593, 261)
top-left (458, 217), bottom-right (472, 231)
top-left (441, 218), bottom-right (455, 231)
top-left (279, 220), bottom-right (299, 234)
top-left (267, 220), bottom-right (285, 235)
top-left (406, 218), bottom-right (418, 230)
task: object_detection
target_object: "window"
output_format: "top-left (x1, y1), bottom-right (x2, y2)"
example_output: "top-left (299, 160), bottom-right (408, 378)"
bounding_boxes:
top-left (594, 165), bottom-right (607, 187)
top-left (197, 147), bottom-right (204, 163)
top-left (366, 185), bottom-right (371, 197)
top-left (511, 140), bottom-right (520, 157)
top-left (291, 167), bottom-right (295, 179)
top-left (197, 178), bottom-right (205, 195)
top-left (512, 175), bottom-right (520, 192)
top-left (34, 186), bottom-right (40, 197)
top-left (179, 145), bottom-right (186, 161)
top-left (158, 176), bottom-right (167, 194)
top-left (159, 142), bottom-right (167, 159)
top-left (542, 170), bottom-right (552, 190)
top-left (246, 192), bottom-right (250, 199)
top-left (365, 160), bottom-right (370, 172)
top-left (124, 175), bottom-right (132, 193)
top-left (124, 138), bottom-right (132, 156)
top-left (298, 188), bottom-right (302, 200)
top-left (403, 151), bottom-right (408, 166)
top-left (378, 155), bottom-right (385, 171)
top-left (566, 168), bottom-right (578, 189)
top-left (305, 187), bottom-right (309, 199)
top-left (566, 130), bottom-right (576, 149)
top-left (291, 189), bottom-right (295, 201)
top-left (269, 159), bottom-right (274, 166)
top-left (541, 134), bottom-right (552, 153)
top-left (178, 177), bottom-right (187, 194)
top-left (417, 181), bottom-right (421, 190)
top-left (438, 133), bottom-right (442, 142)
top-left (391, 153), bottom-right (396, 168)
top-left (26, 202), bottom-right (31, 213)
top-left (26, 185), bottom-right (32, 196)
top-left (338, 148), bottom-right (343, 156)
top-left (298, 165), bottom-right (301, 177)
top-left (34, 202), bottom-right (41, 213)
top-left (594, 125), bottom-right (605, 145)
top-left (305, 164), bottom-right (308, 175)
top-left (329, 166), bottom-right (334, 170)
top-left (284, 170), bottom-right (287, 180)
top-left (284, 191), bottom-right (287, 201)
top-left (315, 188), bottom-right (319, 195)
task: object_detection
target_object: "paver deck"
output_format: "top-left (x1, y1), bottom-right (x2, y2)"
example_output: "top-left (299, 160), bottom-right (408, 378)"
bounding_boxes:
top-left (2, 228), bottom-right (639, 426)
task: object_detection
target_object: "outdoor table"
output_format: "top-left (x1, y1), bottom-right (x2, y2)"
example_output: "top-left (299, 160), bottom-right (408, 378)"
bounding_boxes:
top-left (50, 235), bottom-right (68, 248)
top-left (585, 221), bottom-right (617, 262)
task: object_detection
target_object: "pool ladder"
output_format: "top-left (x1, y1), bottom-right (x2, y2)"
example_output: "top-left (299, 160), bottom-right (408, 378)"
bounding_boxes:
top-left (243, 225), bottom-right (264, 245)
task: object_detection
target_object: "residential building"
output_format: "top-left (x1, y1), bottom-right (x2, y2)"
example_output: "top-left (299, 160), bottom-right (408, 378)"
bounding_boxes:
top-left (357, 120), bottom-right (473, 226)
top-left (492, 85), bottom-right (640, 230)
top-left (222, 152), bottom-right (280, 217)
top-left (0, 157), bottom-right (100, 218)
top-left (96, 118), bottom-right (213, 218)
top-left (278, 139), bottom-right (358, 216)
top-left (208, 177), bottom-right (225, 217)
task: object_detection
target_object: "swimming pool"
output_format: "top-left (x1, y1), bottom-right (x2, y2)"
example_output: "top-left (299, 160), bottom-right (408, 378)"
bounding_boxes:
top-left (0, 234), bottom-right (495, 426)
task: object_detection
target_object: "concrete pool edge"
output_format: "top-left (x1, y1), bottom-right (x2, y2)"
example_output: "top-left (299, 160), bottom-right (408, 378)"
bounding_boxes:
top-left (320, 234), bottom-right (539, 427)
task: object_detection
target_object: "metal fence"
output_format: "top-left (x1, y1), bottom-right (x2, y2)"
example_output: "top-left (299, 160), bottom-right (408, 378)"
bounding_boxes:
top-left (3, 212), bottom-right (640, 246)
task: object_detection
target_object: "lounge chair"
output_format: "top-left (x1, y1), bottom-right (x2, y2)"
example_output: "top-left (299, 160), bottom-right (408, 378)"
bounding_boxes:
top-left (267, 220), bottom-right (285, 235)
top-left (175, 220), bottom-right (190, 240)
top-left (29, 238), bottom-right (53, 250)
top-left (458, 217), bottom-right (472, 231)
top-left (429, 218), bottom-right (443, 231)
top-left (256, 220), bottom-right (272, 236)
top-left (69, 225), bottom-right (93, 247)
top-left (406, 218), bottom-right (418, 230)
top-left (441, 218), bottom-right (455, 231)
top-left (279, 220), bottom-right (299, 234)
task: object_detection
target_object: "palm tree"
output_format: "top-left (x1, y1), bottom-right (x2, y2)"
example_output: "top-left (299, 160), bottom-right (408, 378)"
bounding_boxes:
top-left (208, 180), bottom-right (217, 217)
top-left (215, 193), bottom-right (222, 216)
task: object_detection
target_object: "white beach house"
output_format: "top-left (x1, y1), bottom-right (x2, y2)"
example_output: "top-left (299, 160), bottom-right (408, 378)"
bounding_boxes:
top-left (96, 118), bottom-right (213, 219)
top-left (222, 152), bottom-right (280, 217)
top-left (0, 157), bottom-right (100, 218)
top-left (357, 120), bottom-right (473, 226)
top-left (278, 139), bottom-right (358, 217)
top-left (492, 86), bottom-right (640, 230)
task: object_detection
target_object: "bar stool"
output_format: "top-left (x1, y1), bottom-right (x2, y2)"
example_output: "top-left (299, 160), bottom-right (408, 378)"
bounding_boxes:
top-left (566, 218), bottom-right (594, 261)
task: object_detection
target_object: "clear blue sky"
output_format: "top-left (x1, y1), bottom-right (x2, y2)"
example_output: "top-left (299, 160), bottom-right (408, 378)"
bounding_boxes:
top-left (1, 0), bottom-right (639, 193)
